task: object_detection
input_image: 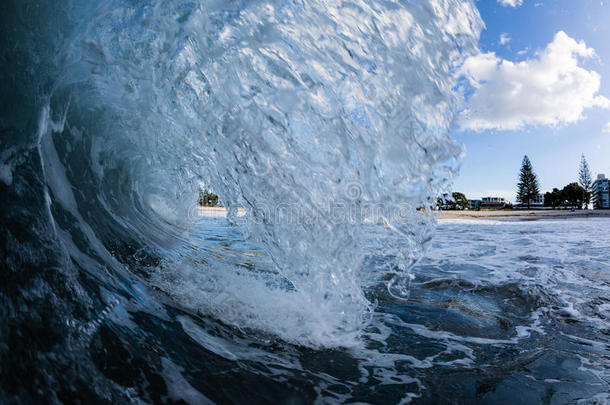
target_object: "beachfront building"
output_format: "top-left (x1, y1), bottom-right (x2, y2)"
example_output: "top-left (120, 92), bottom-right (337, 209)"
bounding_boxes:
top-left (593, 174), bottom-right (610, 209)
top-left (469, 199), bottom-right (481, 210)
top-left (480, 197), bottom-right (507, 210)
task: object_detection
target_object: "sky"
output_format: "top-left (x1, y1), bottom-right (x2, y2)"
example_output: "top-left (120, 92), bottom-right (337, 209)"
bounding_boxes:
top-left (452, 0), bottom-right (610, 202)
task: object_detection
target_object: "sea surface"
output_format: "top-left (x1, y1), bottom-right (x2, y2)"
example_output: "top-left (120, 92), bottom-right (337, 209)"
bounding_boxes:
top-left (1, 1), bottom-right (608, 402)
top-left (101, 216), bottom-right (610, 404)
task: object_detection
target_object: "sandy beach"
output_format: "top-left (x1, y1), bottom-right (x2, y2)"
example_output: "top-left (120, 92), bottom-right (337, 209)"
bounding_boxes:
top-left (437, 209), bottom-right (610, 220)
top-left (197, 206), bottom-right (247, 217)
top-left (198, 206), bottom-right (610, 221)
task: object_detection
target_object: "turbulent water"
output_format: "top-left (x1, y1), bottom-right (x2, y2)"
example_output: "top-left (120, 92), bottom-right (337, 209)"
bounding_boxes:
top-left (1, 0), bottom-right (609, 403)
top-left (143, 216), bottom-right (610, 403)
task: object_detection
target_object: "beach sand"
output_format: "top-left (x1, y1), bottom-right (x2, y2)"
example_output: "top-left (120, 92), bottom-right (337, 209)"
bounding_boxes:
top-left (197, 206), bottom-right (610, 221)
top-left (197, 206), bottom-right (247, 217)
top-left (437, 209), bottom-right (610, 220)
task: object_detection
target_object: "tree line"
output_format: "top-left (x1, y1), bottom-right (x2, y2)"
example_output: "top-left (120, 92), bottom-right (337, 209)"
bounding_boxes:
top-left (439, 154), bottom-right (597, 211)
top-left (517, 154), bottom-right (594, 209)
top-left (198, 188), bottom-right (219, 207)
top-left (437, 192), bottom-right (470, 210)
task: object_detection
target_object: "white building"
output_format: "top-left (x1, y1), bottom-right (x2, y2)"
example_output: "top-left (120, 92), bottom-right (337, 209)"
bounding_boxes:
top-left (480, 197), bottom-right (508, 209)
top-left (593, 174), bottom-right (610, 209)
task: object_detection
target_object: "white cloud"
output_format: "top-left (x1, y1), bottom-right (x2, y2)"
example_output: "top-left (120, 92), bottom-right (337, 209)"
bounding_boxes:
top-left (603, 122), bottom-right (610, 133)
top-left (459, 31), bottom-right (610, 131)
top-left (499, 33), bottom-right (511, 45)
top-left (498, 0), bottom-right (523, 7)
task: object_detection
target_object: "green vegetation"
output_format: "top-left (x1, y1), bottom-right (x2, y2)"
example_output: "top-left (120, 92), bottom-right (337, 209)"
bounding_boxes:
top-left (437, 192), bottom-right (470, 210)
top-left (516, 155), bottom-right (540, 209)
top-left (543, 188), bottom-right (562, 208)
top-left (543, 183), bottom-right (588, 209)
top-left (541, 155), bottom-right (592, 209)
top-left (563, 182), bottom-right (587, 208)
top-left (451, 192), bottom-right (470, 210)
top-left (578, 154), bottom-right (592, 209)
top-left (198, 188), bottom-right (219, 207)
top-left (434, 153), bottom-right (599, 212)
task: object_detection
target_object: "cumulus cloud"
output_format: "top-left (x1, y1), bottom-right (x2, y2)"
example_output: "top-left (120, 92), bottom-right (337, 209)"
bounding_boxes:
top-left (459, 31), bottom-right (610, 131)
top-left (604, 122), bottom-right (610, 133)
top-left (499, 33), bottom-right (511, 45)
top-left (498, 0), bottom-right (523, 7)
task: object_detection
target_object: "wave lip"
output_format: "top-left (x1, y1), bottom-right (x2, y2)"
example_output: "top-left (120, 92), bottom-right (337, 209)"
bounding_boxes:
top-left (3, 0), bottom-right (482, 352)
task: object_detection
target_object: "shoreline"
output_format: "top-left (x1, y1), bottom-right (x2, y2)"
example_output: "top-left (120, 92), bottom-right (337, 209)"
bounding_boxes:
top-left (437, 209), bottom-right (610, 220)
top-left (196, 206), bottom-right (247, 217)
top-left (197, 205), bottom-right (610, 221)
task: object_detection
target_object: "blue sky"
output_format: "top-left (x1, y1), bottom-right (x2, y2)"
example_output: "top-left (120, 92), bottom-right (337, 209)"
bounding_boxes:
top-left (452, 0), bottom-right (610, 202)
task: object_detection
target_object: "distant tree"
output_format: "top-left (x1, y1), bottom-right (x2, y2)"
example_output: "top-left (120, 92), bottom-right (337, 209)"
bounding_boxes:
top-left (578, 154), bottom-right (593, 209)
top-left (436, 197), bottom-right (444, 210)
top-left (437, 192), bottom-right (469, 210)
top-left (516, 155), bottom-right (540, 209)
top-left (543, 191), bottom-right (554, 207)
top-left (452, 192), bottom-right (469, 210)
top-left (561, 182), bottom-right (586, 208)
top-left (198, 188), bottom-right (219, 207)
top-left (543, 188), bottom-right (562, 208)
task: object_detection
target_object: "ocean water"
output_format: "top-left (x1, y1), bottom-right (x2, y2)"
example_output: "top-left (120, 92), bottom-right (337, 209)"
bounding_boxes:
top-left (140, 216), bottom-right (610, 403)
top-left (1, 0), bottom-right (609, 403)
top-left (8, 213), bottom-right (609, 403)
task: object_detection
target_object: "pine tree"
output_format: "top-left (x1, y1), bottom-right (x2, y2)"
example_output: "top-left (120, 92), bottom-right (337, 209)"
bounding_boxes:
top-left (516, 155), bottom-right (540, 209)
top-left (578, 154), bottom-right (592, 209)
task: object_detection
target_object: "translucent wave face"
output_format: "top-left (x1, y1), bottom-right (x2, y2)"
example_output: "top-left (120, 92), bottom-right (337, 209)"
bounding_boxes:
top-left (53, 0), bottom-right (482, 346)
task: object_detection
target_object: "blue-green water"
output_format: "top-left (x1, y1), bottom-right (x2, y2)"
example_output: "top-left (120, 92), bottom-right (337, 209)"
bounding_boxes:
top-left (1, 0), bottom-right (608, 402)
top-left (135, 217), bottom-right (609, 403)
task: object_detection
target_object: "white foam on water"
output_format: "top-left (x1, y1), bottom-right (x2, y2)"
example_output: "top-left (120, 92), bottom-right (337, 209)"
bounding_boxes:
top-left (77, 0), bottom-right (482, 347)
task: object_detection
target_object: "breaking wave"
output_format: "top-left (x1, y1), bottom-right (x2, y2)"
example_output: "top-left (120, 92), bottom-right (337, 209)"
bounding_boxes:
top-left (0, 0), bottom-right (488, 401)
